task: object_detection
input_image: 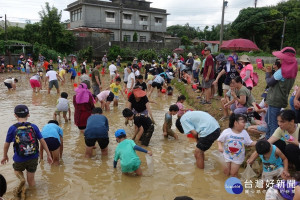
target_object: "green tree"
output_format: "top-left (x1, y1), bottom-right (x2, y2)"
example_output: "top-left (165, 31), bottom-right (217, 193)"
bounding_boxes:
top-left (133, 32), bottom-right (138, 42)
top-left (39, 2), bottom-right (75, 54)
top-left (181, 35), bottom-right (191, 46)
top-left (24, 23), bottom-right (42, 44)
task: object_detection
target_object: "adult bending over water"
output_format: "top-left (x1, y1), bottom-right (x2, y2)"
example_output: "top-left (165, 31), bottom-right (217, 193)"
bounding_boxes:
top-left (73, 83), bottom-right (95, 133)
top-left (127, 87), bottom-right (155, 124)
top-left (180, 111), bottom-right (220, 169)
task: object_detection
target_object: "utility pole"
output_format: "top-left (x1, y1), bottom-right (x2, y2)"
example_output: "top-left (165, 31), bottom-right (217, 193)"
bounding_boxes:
top-left (280, 16), bottom-right (287, 49)
top-left (119, 1), bottom-right (123, 48)
top-left (219, 0), bottom-right (227, 52)
top-left (5, 14), bottom-right (7, 42)
top-left (254, 0), bottom-right (257, 8)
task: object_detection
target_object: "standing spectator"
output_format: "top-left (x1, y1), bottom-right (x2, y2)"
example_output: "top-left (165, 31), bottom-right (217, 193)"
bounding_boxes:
top-left (108, 61), bottom-right (117, 83)
top-left (185, 52), bottom-right (194, 75)
top-left (81, 59), bottom-right (87, 74)
top-left (38, 53), bottom-right (45, 66)
top-left (116, 55), bottom-right (122, 68)
top-left (123, 63), bottom-right (131, 89)
top-left (192, 54), bottom-right (201, 83)
top-left (201, 47), bottom-right (215, 104)
top-left (265, 47), bottom-right (297, 139)
top-left (102, 55), bottom-right (108, 69)
top-left (126, 67), bottom-right (135, 94)
top-left (91, 62), bottom-right (102, 95)
top-left (239, 55), bottom-right (254, 90)
top-left (213, 53), bottom-right (227, 97)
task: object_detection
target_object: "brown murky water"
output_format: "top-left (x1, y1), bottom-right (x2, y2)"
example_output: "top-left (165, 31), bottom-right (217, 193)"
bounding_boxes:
top-left (0, 72), bottom-right (264, 200)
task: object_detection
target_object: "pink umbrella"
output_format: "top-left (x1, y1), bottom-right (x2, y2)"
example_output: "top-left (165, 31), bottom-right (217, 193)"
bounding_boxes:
top-left (220, 38), bottom-right (260, 51)
top-left (173, 48), bottom-right (184, 54)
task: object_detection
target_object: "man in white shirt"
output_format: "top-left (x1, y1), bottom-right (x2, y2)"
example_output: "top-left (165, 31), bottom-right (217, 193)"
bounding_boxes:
top-left (133, 65), bottom-right (140, 77)
top-left (109, 61), bottom-right (117, 83)
top-left (192, 54), bottom-right (201, 83)
top-left (126, 67), bottom-right (135, 93)
top-left (45, 68), bottom-right (63, 94)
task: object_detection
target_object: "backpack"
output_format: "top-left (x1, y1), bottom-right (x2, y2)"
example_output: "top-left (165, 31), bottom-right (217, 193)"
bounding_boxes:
top-left (13, 123), bottom-right (39, 157)
top-left (251, 72), bottom-right (259, 87)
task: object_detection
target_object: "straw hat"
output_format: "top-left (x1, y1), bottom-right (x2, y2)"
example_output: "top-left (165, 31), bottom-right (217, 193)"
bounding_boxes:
top-left (187, 52), bottom-right (193, 57)
top-left (238, 55), bottom-right (251, 63)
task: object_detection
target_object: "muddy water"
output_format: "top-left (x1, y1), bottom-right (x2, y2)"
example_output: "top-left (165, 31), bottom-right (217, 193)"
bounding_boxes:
top-left (0, 73), bottom-right (264, 200)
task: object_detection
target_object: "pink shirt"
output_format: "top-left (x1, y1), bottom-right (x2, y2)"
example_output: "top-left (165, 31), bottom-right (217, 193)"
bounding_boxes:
top-left (240, 64), bottom-right (253, 88)
top-left (176, 102), bottom-right (184, 117)
top-left (96, 90), bottom-right (110, 101)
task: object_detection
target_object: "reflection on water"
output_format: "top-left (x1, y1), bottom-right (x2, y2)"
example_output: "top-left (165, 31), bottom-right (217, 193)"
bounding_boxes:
top-left (0, 73), bottom-right (263, 200)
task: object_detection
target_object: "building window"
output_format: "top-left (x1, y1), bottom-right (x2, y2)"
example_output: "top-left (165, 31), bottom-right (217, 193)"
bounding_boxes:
top-left (155, 17), bottom-right (162, 24)
top-left (143, 25), bottom-right (148, 30)
top-left (140, 16), bottom-right (148, 21)
top-left (124, 35), bottom-right (131, 42)
top-left (110, 33), bottom-right (114, 41)
top-left (140, 36), bottom-right (146, 42)
top-left (106, 12), bottom-right (115, 19)
top-left (123, 14), bottom-right (131, 20)
top-left (106, 12), bottom-right (115, 23)
top-left (71, 8), bottom-right (82, 22)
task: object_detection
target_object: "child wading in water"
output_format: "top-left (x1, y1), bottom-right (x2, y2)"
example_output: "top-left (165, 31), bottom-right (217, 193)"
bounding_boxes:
top-left (217, 113), bottom-right (256, 177)
top-left (113, 129), bottom-right (152, 176)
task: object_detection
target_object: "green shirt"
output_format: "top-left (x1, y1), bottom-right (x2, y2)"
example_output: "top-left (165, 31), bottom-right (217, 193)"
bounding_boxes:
top-left (114, 139), bottom-right (141, 173)
top-left (266, 78), bottom-right (295, 108)
top-left (236, 86), bottom-right (255, 108)
top-left (91, 68), bottom-right (101, 85)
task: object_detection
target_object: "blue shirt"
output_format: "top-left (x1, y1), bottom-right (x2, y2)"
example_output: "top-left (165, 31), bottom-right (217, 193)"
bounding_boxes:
top-left (69, 68), bottom-right (77, 77)
top-left (274, 69), bottom-right (285, 81)
top-left (84, 115), bottom-right (109, 139)
top-left (5, 122), bottom-right (43, 163)
top-left (259, 145), bottom-right (283, 172)
top-left (41, 123), bottom-right (63, 143)
top-left (180, 111), bottom-right (220, 137)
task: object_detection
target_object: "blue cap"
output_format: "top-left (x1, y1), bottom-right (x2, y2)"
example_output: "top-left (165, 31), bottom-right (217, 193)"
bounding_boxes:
top-left (115, 129), bottom-right (126, 138)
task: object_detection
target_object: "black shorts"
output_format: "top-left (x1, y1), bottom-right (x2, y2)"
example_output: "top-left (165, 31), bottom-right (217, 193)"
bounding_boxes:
top-left (196, 128), bottom-right (220, 151)
top-left (85, 138), bottom-right (109, 149)
top-left (78, 126), bottom-right (86, 130)
top-left (71, 76), bottom-right (76, 80)
top-left (106, 91), bottom-right (114, 102)
top-left (139, 124), bottom-right (154, 146)
top-left (4, 82), bottom-right (12, 89)
top-left (44, 137), bottom-right (60, 151)
top-left (124, 81), bottom-right (128, 84)
top-left (152, 82), bottom-right (162, 89)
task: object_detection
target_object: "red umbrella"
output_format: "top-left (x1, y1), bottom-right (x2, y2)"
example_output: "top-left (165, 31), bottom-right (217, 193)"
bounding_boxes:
top-left (220, 39), bottom-right (260, 51)
top-left (173, 48), bottom-right (184, 54)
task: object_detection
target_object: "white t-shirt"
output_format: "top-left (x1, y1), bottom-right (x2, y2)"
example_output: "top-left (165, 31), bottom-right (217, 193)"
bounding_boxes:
top-left (4, 78), bottom-right (14, 84)
top-left (153, 75), bottom-right (164, 84)
top-left (30, 74), bottom-right (40, 81)
top-left (134, 70), bottom-right (140, 76)
top-left (109, 64), bottom-right (117, 75)
top-left (217, 128), bottom-right (253, 164)
top-left (56, 98), bottom-right (69, 111)
top-left (46, 70), bottom-right (58, 82)
top-left (127, 72), bottom-right (135, 89)
top-left (124, 67), bottom-right (129, 82)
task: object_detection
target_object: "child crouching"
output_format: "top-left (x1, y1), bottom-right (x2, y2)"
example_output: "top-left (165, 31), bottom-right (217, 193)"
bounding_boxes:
top-left (114, 129), bottom-right (152, 176)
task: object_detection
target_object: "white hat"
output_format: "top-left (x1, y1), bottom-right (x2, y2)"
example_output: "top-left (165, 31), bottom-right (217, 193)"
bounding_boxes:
top-left (187, 52), bottom-right (193, 57)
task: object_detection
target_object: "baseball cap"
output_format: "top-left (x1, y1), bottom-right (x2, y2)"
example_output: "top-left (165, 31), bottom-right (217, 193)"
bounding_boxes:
top-left (115, 129), bottom-right (126, 138)
top-left (204, 47), bottom-right (211, 52)
top-left (14, 105), bottom-right (29, 118)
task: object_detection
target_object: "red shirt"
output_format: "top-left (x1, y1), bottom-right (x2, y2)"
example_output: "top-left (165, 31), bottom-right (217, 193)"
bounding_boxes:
top-left (203, 55), bottom-right (214, 79)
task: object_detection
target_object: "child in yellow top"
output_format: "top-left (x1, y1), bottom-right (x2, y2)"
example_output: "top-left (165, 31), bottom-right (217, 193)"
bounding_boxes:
top-left (109, 77), bottom-right (124, 106)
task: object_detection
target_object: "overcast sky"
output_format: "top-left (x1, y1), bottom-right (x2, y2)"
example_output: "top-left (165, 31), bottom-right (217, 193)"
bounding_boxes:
top-left (0, 0), bottom-right (285, 29)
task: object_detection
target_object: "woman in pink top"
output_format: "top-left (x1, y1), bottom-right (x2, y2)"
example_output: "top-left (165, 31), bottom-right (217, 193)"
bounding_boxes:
top-left (96, 90), bottom-right (114, 111)
top-left (175, 95), bottom-right (187, 133)
top-left (238, 55), bottom-right (254, 90)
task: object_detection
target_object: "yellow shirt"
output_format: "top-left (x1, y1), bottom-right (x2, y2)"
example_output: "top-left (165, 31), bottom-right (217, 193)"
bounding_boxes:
top-left (59, 69), bottom-right (66, 78)
top-left (147, 74), bottom-right (154, 81)
top-left (272, 123), bottom-right (299, 144)
top-left (110, 83), bottom-right (122, 96)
